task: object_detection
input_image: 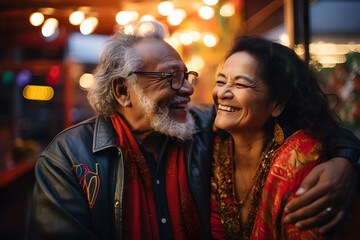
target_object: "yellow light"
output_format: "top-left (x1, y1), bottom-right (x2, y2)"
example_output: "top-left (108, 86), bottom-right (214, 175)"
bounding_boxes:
top-left (203, 33), bottom-right (217, 47)
top-left (189, 31), bottom-right (201, 41)
top-left (69, 11), bottom-right (85, 25)
top-left (280, 34), bottom-right (290, 47)
top-left (80, 17), bottom-right (98, 35)
top-left (167, 9), bottom-right (186, 26)
top-left (139, 22), bottom-right (155, 36)
top-left (186, 56), bottom-right (205, 72)
top-left (116, 11), bottom-right (139, 25)
top-left (41, 18), bottom-right (58, 37)
top-left (124, 24), bottom-right (135, 35)
top-left (158, 1), bottom-right (174, 16)
top-left (202, 0), bottom-right (218, 6)
top-left (79, 73), bottom-right (95, 89)
top-left (180, 33), bottom-right (192, 45)
top-left (166, 32), bottom-right (181, 49)
top-left (29, 12), bottom-right (44, 26)
top-left (198, 6), bottom-right (214, 20)
top-left (23, 85), bottom-right (54, 101)
top-left (140, 15), bottom-right (155, 22)
top-left (220, 4), bottom-right (235, 17)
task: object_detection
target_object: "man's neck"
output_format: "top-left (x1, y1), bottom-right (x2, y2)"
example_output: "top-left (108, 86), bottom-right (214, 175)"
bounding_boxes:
top-left (135, 132), bottom-right (166, 162)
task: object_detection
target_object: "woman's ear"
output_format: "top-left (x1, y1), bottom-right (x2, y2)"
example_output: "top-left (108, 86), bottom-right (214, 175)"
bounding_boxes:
top-left (112, 77), bottom-right (131, 107)
top-left (271, 102), bottom-right (285, 118)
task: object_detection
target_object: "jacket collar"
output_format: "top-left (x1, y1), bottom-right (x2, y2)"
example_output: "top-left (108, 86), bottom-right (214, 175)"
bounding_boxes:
top-left (92, 115), bottom-right (118, 153)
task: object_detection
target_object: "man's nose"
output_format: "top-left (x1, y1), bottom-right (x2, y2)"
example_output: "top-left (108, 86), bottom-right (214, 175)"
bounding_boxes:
top-left (177, 79), bottom-right (194, 96)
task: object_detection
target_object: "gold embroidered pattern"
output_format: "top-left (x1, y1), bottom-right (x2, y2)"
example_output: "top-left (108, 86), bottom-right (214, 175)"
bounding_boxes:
top-left (212, 136), bottom-right (279, 239)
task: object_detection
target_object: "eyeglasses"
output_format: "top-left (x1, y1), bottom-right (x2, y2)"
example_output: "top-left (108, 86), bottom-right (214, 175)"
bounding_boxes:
top-left (132, 70), bottom-right (198, 90)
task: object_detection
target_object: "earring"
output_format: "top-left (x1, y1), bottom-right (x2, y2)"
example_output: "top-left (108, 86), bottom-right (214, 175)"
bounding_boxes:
top-left (274, 122), bottom-right (284, 145)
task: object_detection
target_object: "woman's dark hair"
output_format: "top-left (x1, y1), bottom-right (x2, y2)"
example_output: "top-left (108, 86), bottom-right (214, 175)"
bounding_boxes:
top-left (226, 35), bottom-right (340, 148)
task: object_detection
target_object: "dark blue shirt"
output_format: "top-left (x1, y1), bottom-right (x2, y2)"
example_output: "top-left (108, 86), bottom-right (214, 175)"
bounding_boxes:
top-left (138, 138), bottom-right (173, 240)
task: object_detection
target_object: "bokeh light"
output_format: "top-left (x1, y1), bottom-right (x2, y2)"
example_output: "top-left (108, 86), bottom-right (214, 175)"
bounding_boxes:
top-left (80, 17), bottom-right (98, 35)
top-left (198, 6), bottom-right (215, 20)
top-left (167, 9), bottom-right (186, 26)
top-left (16, 70), bottom-right (32, 86)
top-left (220, 3), bottom-right (235, 17)
top-left (158, 1), bottom-right (174, 16)
top-left (202, 0), bottom-right (219, 6)
top-left (69, 11), bottom-right (85, 25)
top-left (41, 18), bottom-right (58, 37)
top-left (29, 12), bottom-right (44, 26)
top-left (203, 33), bottom-right (217, 47)
top-left (79, 73), bottom-right (95, 89)
top-left (116, 11), bottom-right (139, 25)
top-left (23, 85), bottom-right (54, 101)
top-left (2, 70), bottom-right (15, 85)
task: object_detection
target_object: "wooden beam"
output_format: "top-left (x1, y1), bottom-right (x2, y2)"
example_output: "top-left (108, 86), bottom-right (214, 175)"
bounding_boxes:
top-left (245, 0), bottom-right (284, 33)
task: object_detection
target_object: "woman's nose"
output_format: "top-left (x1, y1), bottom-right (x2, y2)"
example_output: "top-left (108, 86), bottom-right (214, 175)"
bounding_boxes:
top-left (217, 85), bottom-right (233, 98)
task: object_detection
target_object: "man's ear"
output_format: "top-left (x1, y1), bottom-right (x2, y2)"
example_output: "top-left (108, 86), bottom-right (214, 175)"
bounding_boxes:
top-left (112, 77), bottom-right (131, 107)
top-left (271, 102), bottom-right (285, 118)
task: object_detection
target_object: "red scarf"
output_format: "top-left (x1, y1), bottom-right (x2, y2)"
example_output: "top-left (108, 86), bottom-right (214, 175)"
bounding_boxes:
top-left (111, 115), bottom-right (203, 240)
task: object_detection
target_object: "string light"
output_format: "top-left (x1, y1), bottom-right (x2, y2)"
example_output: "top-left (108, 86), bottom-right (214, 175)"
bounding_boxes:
top-left (158, 1), bottom-right (174, 16)
top-left (203, 33), bottom-right (217, 47)
top-left (79, 73), bottom-right (95, 89)
top-left (80, 17), bottom-right (98, 35)
top-left (69, 11), bottom-right (85, 25)
top-left (167, 9), bottom-right (186, 26)
top-left (41, 18), bottom-right (58, 37)
top-left (220, 3), bottom-right (235, 17)
top-left (29, 12), bottom-right (44, 26)
top-left (198, 6), bottom-right (214, 20)
top-left (202, 0), bottom-right (218, 6)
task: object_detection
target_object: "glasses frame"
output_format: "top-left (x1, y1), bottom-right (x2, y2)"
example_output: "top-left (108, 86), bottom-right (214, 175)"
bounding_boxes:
top-left (132, 70), bottom-right (198, 90)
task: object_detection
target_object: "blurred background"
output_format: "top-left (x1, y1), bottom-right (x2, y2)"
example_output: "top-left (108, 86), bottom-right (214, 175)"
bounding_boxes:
top-left (0, 0), bottom-right (359, 239)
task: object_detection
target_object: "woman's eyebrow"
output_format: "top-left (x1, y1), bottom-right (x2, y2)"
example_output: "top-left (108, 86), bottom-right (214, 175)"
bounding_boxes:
top-left (217, 73), bottom-right (226, 78)
top-left (234, 75), bottom-right (254, 83)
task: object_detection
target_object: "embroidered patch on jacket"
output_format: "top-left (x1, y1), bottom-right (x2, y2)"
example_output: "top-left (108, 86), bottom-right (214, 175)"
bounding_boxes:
top-left (71, 163), bottom-right (100, 208)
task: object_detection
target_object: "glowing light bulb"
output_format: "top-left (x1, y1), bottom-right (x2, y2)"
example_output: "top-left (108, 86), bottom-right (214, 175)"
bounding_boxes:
top-left (198, 6), bottom-right (214, 20)
top-left (116, 11), bottom-right (139, 25)
top-left (41, 18), bottom-right (58, 37)
top-left (140, 15), bottom-right (155, 22)
top-left (220, 3), bottom-right (235, 17)
top-left (158, 1), bottom-right (174, 16)
top-left (203, 33), bottom-right (217, 47)
top-left (69, 11), bottom-right (85, 25)
top-left (29, 12), bottom-right (44, 26)
top-left (167, 9), bottom-right (186, 26)
top-left (202, 0), bottom-right (218, 6)
top-left (80, 17), bottom-right (98, 35)
top-left (79, 73), bottom-right (95, 89)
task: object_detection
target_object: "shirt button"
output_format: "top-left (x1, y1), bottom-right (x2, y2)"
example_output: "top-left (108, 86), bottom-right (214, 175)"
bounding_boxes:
top-left (114, 200), bottom-right (120, 208)
top-left (156, 179), bottom-right (160, 184)
top-left (161, 218), bottom-right (167, 224)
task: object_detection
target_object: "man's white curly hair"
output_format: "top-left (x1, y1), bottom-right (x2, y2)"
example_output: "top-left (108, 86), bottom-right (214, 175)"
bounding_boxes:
top-left (87, 21), bottom-right (169, 116)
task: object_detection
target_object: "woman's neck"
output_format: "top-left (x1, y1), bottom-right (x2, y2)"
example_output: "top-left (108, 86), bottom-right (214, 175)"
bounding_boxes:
top-left (231, 131), bottom-right (268, 169)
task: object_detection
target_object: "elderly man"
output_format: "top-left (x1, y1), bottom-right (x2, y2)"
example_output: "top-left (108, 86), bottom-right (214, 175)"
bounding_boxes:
top-left (29, 21), bottom-right (359, 239)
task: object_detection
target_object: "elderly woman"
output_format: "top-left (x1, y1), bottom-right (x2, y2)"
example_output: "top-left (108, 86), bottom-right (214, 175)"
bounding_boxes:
top-left (210, 36), bottom-right (358, 239)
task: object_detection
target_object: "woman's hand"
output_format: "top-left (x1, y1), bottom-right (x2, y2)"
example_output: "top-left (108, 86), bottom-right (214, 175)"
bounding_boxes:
top-left (283, 157), bottom-right (358, 235)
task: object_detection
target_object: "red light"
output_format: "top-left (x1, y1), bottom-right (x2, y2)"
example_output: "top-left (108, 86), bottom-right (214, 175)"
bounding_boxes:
top-left (47, 65), bottom-right (60, 85)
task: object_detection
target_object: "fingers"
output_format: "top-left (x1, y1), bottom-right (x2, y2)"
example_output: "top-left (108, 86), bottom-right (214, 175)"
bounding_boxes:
top-left (284, 191), bottom-right (336, 225)
top-left (285, 180), bottom-right (333, 216)
top-left (292, 205), bottom-right (338, 231)
top-left (318, 210), bottom-right (345, 235)
top-left (284, 165), bottom-right (325, 213)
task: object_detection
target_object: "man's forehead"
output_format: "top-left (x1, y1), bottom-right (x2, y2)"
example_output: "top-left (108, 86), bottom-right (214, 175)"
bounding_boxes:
top-left (134, 39), bottom-right (185, 71)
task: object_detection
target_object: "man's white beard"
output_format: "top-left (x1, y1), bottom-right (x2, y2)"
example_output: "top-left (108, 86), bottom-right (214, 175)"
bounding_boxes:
top-left (131, 83), bottom-right (196, 141)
